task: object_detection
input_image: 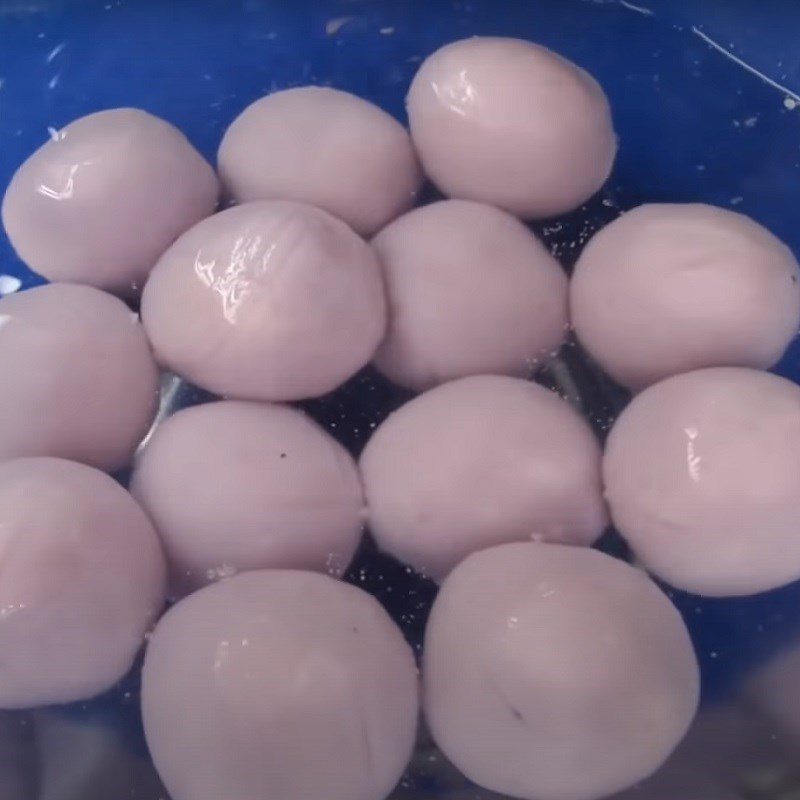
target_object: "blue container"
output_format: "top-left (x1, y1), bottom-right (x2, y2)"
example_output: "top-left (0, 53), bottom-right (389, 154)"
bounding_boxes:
top-left (2, 1), bottom-right (800, 797)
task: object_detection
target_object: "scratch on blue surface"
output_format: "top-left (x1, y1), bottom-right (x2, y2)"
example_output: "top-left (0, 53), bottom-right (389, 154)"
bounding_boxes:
top-left (581, 0), bottom-right (654, 15)
top-left (325, 15), bottom-right (354, 36)
top-left (692, 26), bottom-right (800, 106)
top-left (45, 41), bottom-right (66, 63)
top-left (619, 0), bottom-right (653, 16)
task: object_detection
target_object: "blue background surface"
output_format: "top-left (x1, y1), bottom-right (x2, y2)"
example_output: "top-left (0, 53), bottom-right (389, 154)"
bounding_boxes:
top-left (3, 1), bottom-right (800, 796)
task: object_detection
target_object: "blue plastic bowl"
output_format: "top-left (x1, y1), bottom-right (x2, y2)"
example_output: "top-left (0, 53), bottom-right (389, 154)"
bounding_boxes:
top-left (2, 1), bottom-right (800, 797)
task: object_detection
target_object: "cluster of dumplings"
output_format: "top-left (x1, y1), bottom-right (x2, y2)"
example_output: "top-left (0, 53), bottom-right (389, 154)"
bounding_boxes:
top-left (1, 34), bottom-right (799, 800)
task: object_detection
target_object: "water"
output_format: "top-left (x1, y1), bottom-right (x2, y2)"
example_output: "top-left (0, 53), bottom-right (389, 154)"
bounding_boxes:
top-left (2, 0), bottom-right (800, 797)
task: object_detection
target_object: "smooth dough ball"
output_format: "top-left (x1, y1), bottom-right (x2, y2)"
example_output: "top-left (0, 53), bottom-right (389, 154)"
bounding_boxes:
top-left (360, 375), bottom-right (607, 581)
top-left (571, 204), bottom-right (800, 391)
top-left (141, 200), bottom-right (386, 401)
top-left (372, 200), bottom-right (568, 390)
top-left (0, 283), bottom-right (159, 471)
top-left (131, 400), bottom-right (365, 598)
top-left (604, 367), bottom-right (800, 596)
top-left (218, 87), bottom-right (422, 236)
top-left (406, 37), bottom-right (616, 218)
top-left (423, 542), bottom-right (699, 800)
top-left (142, 570), bottom-right (418, 800)
top-left (1, 108), bottom-right (219, 294)
top-left (0, 458), bottom-right (166, 708)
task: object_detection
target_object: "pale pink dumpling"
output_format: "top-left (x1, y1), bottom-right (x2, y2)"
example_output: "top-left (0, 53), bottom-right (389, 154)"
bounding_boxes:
top-left (0, 283), bottom-right (159, 471)
top-left (0, 458), bottom-right (166, 708)
top-left (131, 400), bottom-right (365, 598)
top-left (570, 204), bottom-right (800, 391)
top-left (141, 200), bottom-right (387, 401)
top-left (1, 109), bottom-right (219, 294)
top-left (142, 570), bottom-right (418, 800)
top-left (604, 367), bottom-right (800, 596)
top-left (423, 542), bottom-right (699, 800)
top-left (407, 37), bottom-right (616, 218)
top-left (372, 200), bottom-right (568, 390)
top-left (218, 87), bottom-right (422, 236)
top-left (359, 375), bottom-right (607, 581)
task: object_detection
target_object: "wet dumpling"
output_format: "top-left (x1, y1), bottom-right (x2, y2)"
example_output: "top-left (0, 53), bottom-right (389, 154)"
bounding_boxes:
top-left (0, 283), bottom-right (159, 471)
top-left (141, 201), bottom-right (387, 401)
top-left (372, 200), bottom-right (568, 390)
top-left (142, 570), bottom-right (418, 800)
top-left (0, 458), bottom-right (166, 708)
top-left (423, 542), bottom-right (699, 800)
top-left (604, 367), bottom-right (800, 596)
top-left (2, 108), bottom-right (218, 294)
top-left (218, 87), bottom-right (422, 236)
top-left (131, 400), bottom-right (364, 598)
top-left (407, 37), bottom-right (616, 218)
top-left (360, 375), bottom-right (607, 581)
top-left (570, 204), bottom-right (800, 391)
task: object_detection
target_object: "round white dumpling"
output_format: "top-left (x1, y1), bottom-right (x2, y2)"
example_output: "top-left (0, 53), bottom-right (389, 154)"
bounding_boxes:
top-left (570, 204), bottom-right (800, 391)
top-left (131, 400), bottom-right (365, 597)
top-left (360, 375), bottom-right (607, 581)
top-left (604, 367), bottom-right (800, 596)
top-left (407, 37), bottom-right (616, 218)
top-left (0, 458), bottom-right (166, 708)
top-left (372, 200), bottom-right (568, 391)
top-left (1, 108), bottom-right (219, 294)
top-left (423, 542), bottom-right (699, 800)
top-left (141, 200), bottom-right (386, 401)
top-left (218, 87), bottom-right (422, 236)
top-left (0, 283), bottom-right (159, 471)
top-left (142, 570), bottom-right (418, 800)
